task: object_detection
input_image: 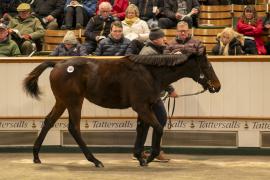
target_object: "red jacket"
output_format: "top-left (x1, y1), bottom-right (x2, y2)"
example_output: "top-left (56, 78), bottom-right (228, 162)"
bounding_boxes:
top-left (96, 0), bottom-right (129, 20)
top-left (237, 18), bottom-right (266, 55)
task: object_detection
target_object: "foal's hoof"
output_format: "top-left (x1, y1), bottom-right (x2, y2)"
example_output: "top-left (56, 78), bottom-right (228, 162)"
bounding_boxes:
top-left (33, 158), bottom-right (41, 164)
top-left (139, 158), bottom-right (148, 166)
top-left (95, 162), bottom-right (104, 168)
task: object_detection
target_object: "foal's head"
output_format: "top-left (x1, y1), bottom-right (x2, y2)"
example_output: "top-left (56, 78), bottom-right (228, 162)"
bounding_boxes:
top-left (190, 54), bottom-right (221, 93)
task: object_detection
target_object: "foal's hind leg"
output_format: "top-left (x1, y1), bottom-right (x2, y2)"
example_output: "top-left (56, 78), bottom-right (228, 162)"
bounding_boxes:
top-left (67, 103), bottom-right (104, 168)
top-left (33, 102), bottom-right (65, 163)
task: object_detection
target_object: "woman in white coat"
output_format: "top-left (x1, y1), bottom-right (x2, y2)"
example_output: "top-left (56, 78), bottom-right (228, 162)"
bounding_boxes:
top-left (122, 4), bottom-right (150, 42)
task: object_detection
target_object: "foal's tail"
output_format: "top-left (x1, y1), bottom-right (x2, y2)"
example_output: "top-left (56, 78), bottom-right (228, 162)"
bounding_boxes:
top-left (23, 61), bottom-right (56, 99)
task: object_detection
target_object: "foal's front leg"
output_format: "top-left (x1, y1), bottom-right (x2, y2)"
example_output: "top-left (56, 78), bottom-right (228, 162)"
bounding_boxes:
top-left (134, 118), bottom-right (150, 166)
top-left (133, 104), bottom-right (163, 166)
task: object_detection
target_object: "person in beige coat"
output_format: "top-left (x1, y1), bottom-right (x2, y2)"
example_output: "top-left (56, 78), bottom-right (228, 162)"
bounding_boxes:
top-left (121, 4), bottom-right (150, 42)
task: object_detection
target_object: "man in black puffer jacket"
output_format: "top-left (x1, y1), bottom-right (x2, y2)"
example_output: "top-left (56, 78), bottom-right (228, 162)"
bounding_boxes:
top-left (94, 21), bottom-right (132, 56)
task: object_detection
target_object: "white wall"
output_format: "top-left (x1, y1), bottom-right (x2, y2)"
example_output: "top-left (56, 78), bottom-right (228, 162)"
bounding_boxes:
top-left (0, 61), bottom-right (270, 118)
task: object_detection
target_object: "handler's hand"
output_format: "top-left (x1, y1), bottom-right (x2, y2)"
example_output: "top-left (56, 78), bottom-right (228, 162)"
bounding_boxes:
top-left (169, 90), bottom-right (178, 98)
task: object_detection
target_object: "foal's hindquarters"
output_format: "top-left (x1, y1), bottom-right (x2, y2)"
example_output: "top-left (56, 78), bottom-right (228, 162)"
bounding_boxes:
top-left (32, 63), bottom-right (104, 167)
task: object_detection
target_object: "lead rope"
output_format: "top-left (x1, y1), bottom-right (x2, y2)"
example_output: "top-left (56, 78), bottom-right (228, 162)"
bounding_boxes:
top-left (163, 88), bottom-right (206, 129)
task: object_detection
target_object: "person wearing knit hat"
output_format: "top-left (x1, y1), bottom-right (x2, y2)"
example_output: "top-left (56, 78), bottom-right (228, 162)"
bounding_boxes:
top-left (135, 26), bottom-right (178, 163)
top-left (50, 31), bottom-right (87, 56)
top-left (63, 31), bottom-right (78, 45)
top-left (149, 26), bottom-right (165, 41)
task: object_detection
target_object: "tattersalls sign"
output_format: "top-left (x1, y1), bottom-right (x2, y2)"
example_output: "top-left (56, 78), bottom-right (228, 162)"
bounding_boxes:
top-left (0, 118), bottom-right (270, 131)
top-left (0, 118), bottom-right (270, 147)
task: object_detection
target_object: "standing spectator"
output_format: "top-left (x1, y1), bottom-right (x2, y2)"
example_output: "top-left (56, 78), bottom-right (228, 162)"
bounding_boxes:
top-left (96, 0), bottom-right (129, 20)
top-left (0, 23), bottom-right (21, 56)
top-left (31, 0), bottom-right (65, 29)
top-left (61, 0), bottom-right (97, 30)
top-left (212, 27), bottom-right (245, 55)
top-left (122, 4), bottom-right (150, 42)
top-left (236, 5), bottom-right (266, 55)
top-left (164, 21), bottom-right (205, 56)
top-left (8, 3), bottom-right (45, 55)
top-left (84, 2), bottom-right (115, 54)
top-left (158, 0), bottom-right (200, 29)
top-left (130, 0), bottom-right (165, 27)
top-left (50, 31), bottom-right (87, 56)
top-left (94, 21), bottom-right (132, 55)
top-left (137, 26), bottom-right (178, 162)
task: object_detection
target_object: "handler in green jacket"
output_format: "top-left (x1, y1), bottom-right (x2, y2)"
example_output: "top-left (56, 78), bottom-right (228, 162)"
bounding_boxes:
top-left (8, 3), bottom-right (45, 55)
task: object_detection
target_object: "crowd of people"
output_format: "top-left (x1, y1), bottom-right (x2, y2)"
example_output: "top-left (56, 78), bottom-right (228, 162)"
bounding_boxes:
top-left (1, 0), bottom-right (269, 56)
top-left (0, 0), bottom-right (269, 161)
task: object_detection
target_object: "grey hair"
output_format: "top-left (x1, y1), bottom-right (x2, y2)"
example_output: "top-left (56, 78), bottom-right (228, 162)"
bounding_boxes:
top-left (98, 2), bottom-right (112, 12)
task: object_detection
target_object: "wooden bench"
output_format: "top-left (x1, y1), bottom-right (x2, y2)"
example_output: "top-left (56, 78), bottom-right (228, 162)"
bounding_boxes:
top-left (199, 5), bottom-right (233, 27)
top-left (163, 29), bottom-right (177, 42)
top-left (193, 28), bottom-right (224, 53)
top-left (43, 29), bottom-right (83, 51)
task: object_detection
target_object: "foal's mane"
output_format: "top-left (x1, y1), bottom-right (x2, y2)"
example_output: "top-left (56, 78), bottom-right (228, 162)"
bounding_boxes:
top-left (128, 54), bottom-right (189, 66)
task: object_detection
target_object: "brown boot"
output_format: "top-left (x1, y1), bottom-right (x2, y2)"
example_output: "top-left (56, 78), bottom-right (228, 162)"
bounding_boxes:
top-left (154, 151), bottom-right (170, 162)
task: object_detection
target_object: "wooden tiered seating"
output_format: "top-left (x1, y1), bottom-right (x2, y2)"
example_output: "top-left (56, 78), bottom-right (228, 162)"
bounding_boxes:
top-left (199, 5), bottom-right (232, 27)
top-left (232, 4), bottom-right (267, 18)
top-left (162, 29), bottom-right (177, 42)
top-left (192, 28), bottom-right (224, 53)
top-left (43, 29), bottom-right (83, 51)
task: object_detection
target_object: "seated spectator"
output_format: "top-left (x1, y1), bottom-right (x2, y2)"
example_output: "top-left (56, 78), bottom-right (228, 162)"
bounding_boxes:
top-left (0, 0), bottom-right (21, 25)
top-left (94, 21), bottom-right (132, 55)
top-left (31, 0), bottom-right (65, 29)
top-left (130, 0), bottom-right (164, 27)
top-left (236, 5), bottom-right (266, 55)
top-left (212, 27), bottom-right (245, 55)
top-left (158, 0), bottom-right (200, 29)
top-left (61, 0), bottom-right (97, 30)
top-left (164, 21), bottom-right (205, 56)
top-left (8, 3), bottom-right (45, 55)
top-left (231, 0), bottom-right (255, 4)
top-left (122, 4), bottom-right (150, 42)
top-left (96, 0), bottom-right (129, 20)
top-left (263, 14), bottom-right (270, 54)
top-left (206, 0), bottom-right (229, 5)
top-left (84, 2), bottom-right (115, 54)
top-left (0, 23), bottom-right (21, 57)
top-left (50, 31), bottom-right (87, 56)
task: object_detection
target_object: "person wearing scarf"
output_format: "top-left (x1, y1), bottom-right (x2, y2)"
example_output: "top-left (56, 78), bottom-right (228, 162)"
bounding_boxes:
top-left (212, 27), bottom-right (245, 55)
top-left (122, 4), bottom-right (149, 42)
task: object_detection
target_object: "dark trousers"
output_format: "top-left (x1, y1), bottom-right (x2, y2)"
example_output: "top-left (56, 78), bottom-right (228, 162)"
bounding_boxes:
top-left (158, 16), bottom-right (194, 29)
top-left (84, 40), bottom-right (98, 54)
top-left (243, 39), bottom-right (258, 55)
top-left (65, 6), bottom-right (88, 27)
